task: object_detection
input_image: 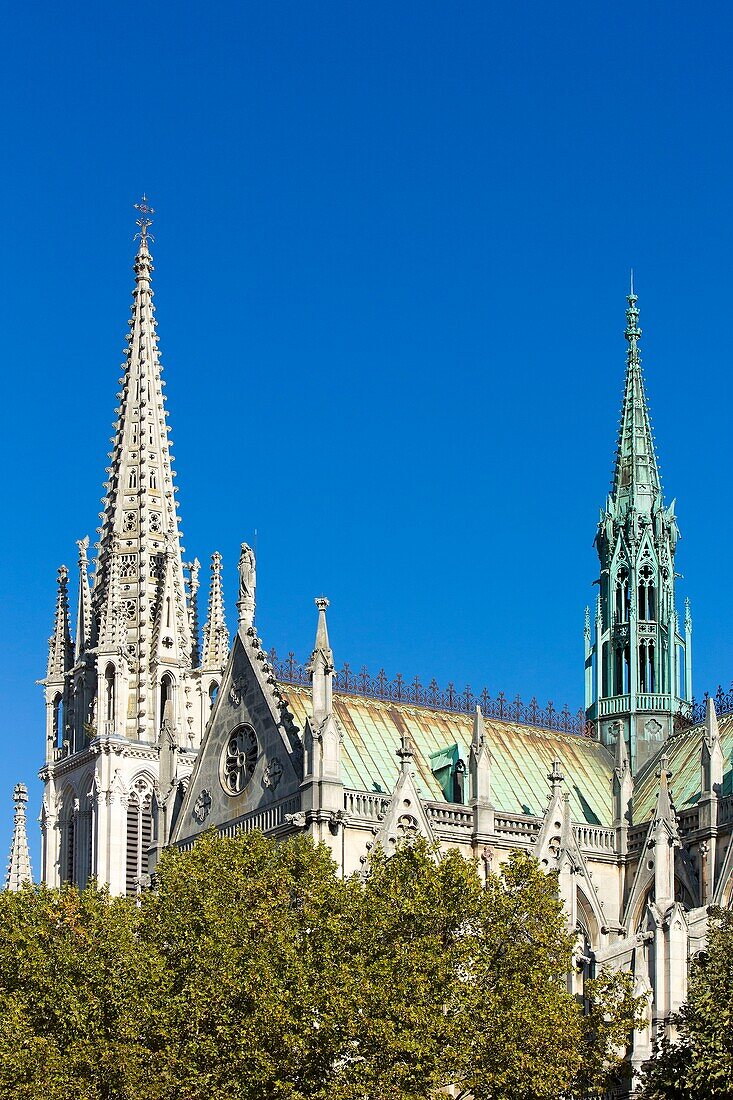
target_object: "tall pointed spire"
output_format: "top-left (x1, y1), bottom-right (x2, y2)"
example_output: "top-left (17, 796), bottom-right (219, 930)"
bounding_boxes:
top-left (90, 198), bottom-right (191, 740)
top-left (201, 552), bottom-right (230, 668)
top-left (74, 537), bottom-right (92, 661)
top-left (610, 282), bottom-right (661, 516)
top-left (47, 566), bottom-right (72, 679)
top-left (587, 283), bottom-right (691, 766)
top-left (6, 784), bottom-right (32, 890)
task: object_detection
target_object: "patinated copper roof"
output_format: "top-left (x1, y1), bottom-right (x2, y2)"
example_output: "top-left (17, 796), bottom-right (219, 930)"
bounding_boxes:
top-left (633, 713), bottom-right (733, 821)
top-left (281, 685), bottom-right (615, 826)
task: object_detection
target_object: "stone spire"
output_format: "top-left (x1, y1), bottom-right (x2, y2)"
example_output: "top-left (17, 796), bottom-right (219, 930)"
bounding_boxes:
top-left (6, 784), bottom-right (32, 890)
top-left (74, 537), bottom-right (92, 662)
top-left (90, 199), bottom-right (191, 739)
top-left (611, 279), bottom-right (662, 518)
top-left (47, 566), bottom-right (73, 680)
top-left (201, 552), bottom-right (230, 668)
top-left (186, 558), bottom-right (201, 667)
top-left (309, 597), bottom-right (333, 723)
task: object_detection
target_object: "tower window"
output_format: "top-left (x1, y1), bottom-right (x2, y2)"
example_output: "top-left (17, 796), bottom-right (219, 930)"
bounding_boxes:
top-left (104, 664), bottom-right (115, 726)
top-left (638, 564), bottom-right (656, 621)
top-left (128, 468), bottom-right (138, 490)
top-left (615, 568), bottom-right (630, 623)
top-left (52, 693), bottom-right (62, 745)
top-left (125, 783), bottom-right (153, 897)
top-left (160, 673), bottom-right (173, 731)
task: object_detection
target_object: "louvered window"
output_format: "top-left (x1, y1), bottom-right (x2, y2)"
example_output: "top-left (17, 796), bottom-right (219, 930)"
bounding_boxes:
top-left (126, 784), bottom-right (153, 897)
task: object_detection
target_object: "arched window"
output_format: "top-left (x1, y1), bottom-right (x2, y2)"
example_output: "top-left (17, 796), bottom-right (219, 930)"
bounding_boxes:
top-left (126, 778), bottom-right (153, 897)
top-left (52, 693), bottom-right (62, 746)
top-left (209, 680), bottom-right (219, 705)
top-left (160, 673), bottom-right (173, 731)
top-left (104, 664), bottom-right (115, 729)
top-left (61, 790), bottom-right (76, 884)
top-left (615, 567), bottom-right (630, 623)
top-left (128, 467), bottom-right (138, 489)
top-left (149, 469), bottom-right (157, 490)
top-left (638, 563), bottom-right (656, 621)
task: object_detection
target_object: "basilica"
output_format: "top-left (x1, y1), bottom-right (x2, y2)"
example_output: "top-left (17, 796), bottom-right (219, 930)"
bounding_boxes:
top-left (9, 203), bottom-right (733, 1087)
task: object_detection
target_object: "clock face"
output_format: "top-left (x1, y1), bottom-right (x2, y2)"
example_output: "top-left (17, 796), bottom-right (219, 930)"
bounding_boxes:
top-left (220, 724), bottom-right (258, 795)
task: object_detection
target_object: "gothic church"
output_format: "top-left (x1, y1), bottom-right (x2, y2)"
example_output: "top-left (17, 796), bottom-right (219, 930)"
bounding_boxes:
top-left (16, 205), bottom-right (733, 1084)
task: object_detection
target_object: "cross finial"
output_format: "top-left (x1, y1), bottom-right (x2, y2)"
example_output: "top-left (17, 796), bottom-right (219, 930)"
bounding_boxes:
top-left (134, 194), bottom-right (155, 242)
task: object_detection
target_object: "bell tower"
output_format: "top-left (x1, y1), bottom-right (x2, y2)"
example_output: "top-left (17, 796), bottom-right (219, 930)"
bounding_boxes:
top-left (585, 281), bottom-right (692, 772)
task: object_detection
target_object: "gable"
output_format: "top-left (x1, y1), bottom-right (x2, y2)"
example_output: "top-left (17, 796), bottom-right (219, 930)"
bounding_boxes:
top-left (634, 712), bottom-right (733, 821)
top-left (172, 633), bottom-right (303, 845)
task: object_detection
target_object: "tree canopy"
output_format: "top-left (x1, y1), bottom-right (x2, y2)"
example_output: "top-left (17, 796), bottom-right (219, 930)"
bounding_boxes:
top-left (0, 832), bottom-right (640, 1100)
top-left (641, 906), bottom-right (733, 1100)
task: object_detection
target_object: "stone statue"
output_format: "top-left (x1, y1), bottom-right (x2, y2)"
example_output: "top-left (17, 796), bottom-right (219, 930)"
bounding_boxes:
top-left (237, 543), bottom-right (256, 628)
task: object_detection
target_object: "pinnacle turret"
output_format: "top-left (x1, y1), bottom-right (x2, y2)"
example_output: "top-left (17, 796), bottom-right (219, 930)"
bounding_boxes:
top-left (201, 552), bottom-right (230, 668)
top-left (6, 784), bottom-right (32, 890)
top-left (47, 566), bottom-right (72, 680)
top-left (74, 537), bottom-right (92, 661)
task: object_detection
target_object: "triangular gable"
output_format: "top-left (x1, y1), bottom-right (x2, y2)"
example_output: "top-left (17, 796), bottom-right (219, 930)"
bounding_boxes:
top-left (172, 630), bottom-right (303, 845)
top-left (367, 742), bottom-right (436, 857)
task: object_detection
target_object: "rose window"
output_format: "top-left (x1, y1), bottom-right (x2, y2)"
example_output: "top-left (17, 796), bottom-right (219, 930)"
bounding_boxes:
top-left (220, 725), bottom-right (258, 795)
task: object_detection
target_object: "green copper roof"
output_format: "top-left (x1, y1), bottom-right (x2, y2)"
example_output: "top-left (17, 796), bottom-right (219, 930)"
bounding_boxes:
top-left (282, 685), bottom-right (615, 825)
top-left (633, 713), bottom-right (733, 821)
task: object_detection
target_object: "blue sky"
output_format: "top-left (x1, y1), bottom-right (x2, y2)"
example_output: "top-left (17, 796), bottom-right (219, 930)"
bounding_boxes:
top-left (2, 2), bottom-right (733, 871)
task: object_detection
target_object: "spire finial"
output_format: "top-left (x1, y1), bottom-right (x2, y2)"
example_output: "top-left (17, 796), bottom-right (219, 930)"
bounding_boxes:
top-left (625, 277), bottom-right (641, 342)
top-left (397, 733), bottom-right (414, 774)
top-left (134, 194), bottom-right (155, 243)
top-left (630, 267), bottom-right (634, 297)
top-left (548, 758), bottom-right (564, 792)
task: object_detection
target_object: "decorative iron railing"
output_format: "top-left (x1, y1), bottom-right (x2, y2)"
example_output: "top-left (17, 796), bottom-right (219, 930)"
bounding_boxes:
top-left (269, 649), bottom-right (591, 736)
top-left (686, 683), bottom-right (733, 725)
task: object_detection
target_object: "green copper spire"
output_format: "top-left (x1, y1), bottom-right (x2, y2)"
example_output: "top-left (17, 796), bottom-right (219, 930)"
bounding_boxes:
top-left (610, 279), bottom-right (661, 518)
top-left (586, 282), bottom-right (692, 773)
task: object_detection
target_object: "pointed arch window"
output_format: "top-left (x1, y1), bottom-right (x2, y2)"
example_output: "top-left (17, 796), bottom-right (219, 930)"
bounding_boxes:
top-left (61, 791), bottom-right (76, 884)
top-left (160, 673), bottom-right (174, 732)
top-left (128, 468), bottom-right (138, 490)
top-left (149, 469), bottom-right (158, 490)
top-left (638, 563), bottom-right (656, 622)
top-left (104, 664), bottom-right (116, 731)
top-left (615, 567), bottom-right (630, 623)
top-left (52, 693), bottom-right (62, 746)
top-left (126, 778), bottom-right (153, 897)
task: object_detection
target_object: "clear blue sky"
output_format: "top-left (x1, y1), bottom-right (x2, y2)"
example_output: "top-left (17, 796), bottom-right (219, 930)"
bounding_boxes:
top-left (2, 1), bottom-right (733, 871)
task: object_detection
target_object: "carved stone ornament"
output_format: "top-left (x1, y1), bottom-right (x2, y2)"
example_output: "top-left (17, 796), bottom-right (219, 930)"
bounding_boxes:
top-left (229, 677), bottom-right (245, 708)
top-left (220, 724), bottom-right (258, 795)
top-left (192, 788), bottom-right (212, 824)
top-left (262, 756), bottom-right (283, 791)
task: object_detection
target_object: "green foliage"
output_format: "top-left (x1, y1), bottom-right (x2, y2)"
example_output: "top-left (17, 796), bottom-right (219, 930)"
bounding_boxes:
top-left (0, 833), bottom-right (641, 1100)
top-left (640, 906), bottom-right (733, 1100)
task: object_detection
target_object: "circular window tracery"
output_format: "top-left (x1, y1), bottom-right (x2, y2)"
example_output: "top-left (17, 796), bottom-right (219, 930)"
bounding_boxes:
top-left (220, 724), bottom-right (258, 795)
